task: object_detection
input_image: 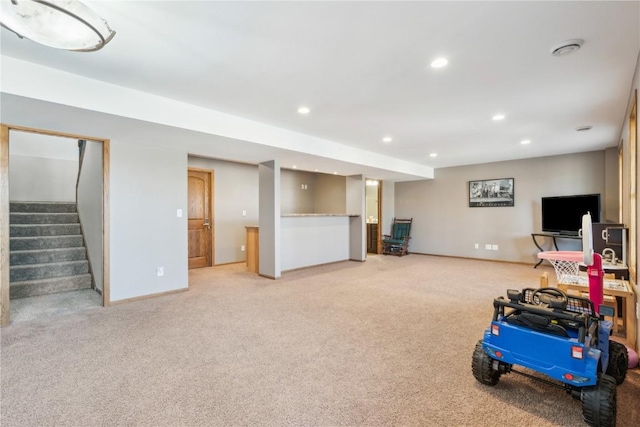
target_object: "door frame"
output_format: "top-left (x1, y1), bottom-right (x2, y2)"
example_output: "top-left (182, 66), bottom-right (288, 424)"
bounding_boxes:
top-left (187, 167), bottom-right (214, 268)
top-left (0, 124), bottom-right (111, 326)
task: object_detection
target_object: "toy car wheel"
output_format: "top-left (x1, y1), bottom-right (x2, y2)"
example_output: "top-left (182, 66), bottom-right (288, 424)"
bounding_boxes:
top-left (472, 340), bottom-right (500, 386)
top-left (606, 341), bottom-right (628, 385)
top-left (581, 373), bottom-right (617, 427)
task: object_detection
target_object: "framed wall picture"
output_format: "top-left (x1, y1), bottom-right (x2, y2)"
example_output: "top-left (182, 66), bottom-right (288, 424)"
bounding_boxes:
top-left (469, 178), bottom-right (514, 207)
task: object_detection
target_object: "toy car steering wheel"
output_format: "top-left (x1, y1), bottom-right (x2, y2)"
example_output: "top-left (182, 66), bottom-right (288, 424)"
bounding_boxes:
top-left (531, 287), bottom-right (568, 306)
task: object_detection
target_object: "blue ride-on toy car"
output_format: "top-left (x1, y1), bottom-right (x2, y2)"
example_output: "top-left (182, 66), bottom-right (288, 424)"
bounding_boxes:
top-left (472, 286), bottom-right (628, 427)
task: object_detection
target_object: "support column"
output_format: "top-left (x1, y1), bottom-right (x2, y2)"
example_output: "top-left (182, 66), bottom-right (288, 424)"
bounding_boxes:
top-left (346, 174), bottom-right (366, 261)
top-left (258, 160), bottom-right (281, 279)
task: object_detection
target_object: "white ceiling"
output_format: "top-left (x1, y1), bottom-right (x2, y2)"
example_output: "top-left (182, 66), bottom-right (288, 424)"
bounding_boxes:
top-left (1, 0), bottom-right (639, 176)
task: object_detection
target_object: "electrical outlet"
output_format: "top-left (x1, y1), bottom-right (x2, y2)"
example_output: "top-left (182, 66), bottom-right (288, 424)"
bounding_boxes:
top-left (474, 243), bottom-right (479, 249)
top-left (492, 244), bottom-right (499, 251)
top-left (157, 267), bottom-right (164, 277)
top-left (485, 244), bottom-right (491, 250)
top-left (241, 245), bottom-right (245, 252)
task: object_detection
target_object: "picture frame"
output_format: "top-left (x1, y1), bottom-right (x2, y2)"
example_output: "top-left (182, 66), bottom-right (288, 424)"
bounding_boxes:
top-left (469, 178), bottom-right (514, 207)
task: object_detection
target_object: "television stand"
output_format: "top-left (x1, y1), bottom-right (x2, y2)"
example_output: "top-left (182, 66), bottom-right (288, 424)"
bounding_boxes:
top-left (531, 232), bottom-right (582, 268)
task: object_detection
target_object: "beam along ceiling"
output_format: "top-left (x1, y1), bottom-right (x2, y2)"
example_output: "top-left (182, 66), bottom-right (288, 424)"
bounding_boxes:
top-left (1, 1), bottom-right (639, 174)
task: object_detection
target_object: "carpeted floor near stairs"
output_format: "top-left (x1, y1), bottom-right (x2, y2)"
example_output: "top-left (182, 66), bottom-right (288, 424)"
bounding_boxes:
top-left (1, 255), bottom-right (638, 426)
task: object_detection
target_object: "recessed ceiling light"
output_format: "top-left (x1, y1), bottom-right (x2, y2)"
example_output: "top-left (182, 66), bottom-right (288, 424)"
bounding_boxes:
top-left (314, 169), bottom-right (319, 172)
top-left (333, 171), bottom-right (338, 175)
top-left (297, 106), bottom-right (310, 114)
top-left (382, 136), bottom-right (392, 143)
top-left (429, 153), bottom-right (437, 157)
top-left (492, 114), bottom-right (506, 121)
top-left (576, 125), bottom-right (593, 132)
top-left (292, 165), bottom-right (297, 169)
top-left (430, 58), bottom-right (448, 68)
top-left (550, 39), bottom-right (584, 57)
top-left (520, 139), bottom-right (531, 145)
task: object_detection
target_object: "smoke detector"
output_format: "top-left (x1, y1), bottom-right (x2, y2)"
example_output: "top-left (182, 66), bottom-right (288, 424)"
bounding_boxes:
top-left (551, 39), bottom-right (584, 57)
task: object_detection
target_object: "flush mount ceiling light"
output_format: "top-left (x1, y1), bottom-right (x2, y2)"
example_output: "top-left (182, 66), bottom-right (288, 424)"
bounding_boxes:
top-left (429, 153), bottom-right (437, 157)
top-left (520, 139), bottom-right (531, 145)
top-left (550, 39), bottom-right (584, 57)
top-left (430, 58), bottom-right (448, 68)
top-left (382, 136), bottom-right (392, 143)
top-left (492, 114), bottom-right (506, 121)
top-left (297, 106), bottom-right (310, 115)
top-left (0, 0), bottom-right (116, 52)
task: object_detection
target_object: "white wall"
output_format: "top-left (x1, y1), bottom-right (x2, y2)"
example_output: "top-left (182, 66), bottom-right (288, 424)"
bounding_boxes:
top-left (281, 169), bottom-right (315, 214)
top-left (281, 216), bottom-right (350, 271)
top-left (395, 151), bottom-right (606, 264)
top-left (380, 180), bottom-right (395, 236)
top-left (109, 142), bottom-right (188, 302)
top-left (9, 132), bottom-right (78, 202)
top-left (315, 173), bottom-right (346, 214)
top-left (187, 156), bottom-right (259, 264)
top-left (77, 140), bottom-right (103, 292)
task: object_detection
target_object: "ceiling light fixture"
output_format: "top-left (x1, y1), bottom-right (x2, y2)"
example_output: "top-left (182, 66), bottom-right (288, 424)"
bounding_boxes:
top-left (550, 39), bottom-right (584, 57)
top-left (0, 0), bottom-right (116, 52)
top-left (292, 165), bottom-right (297, 169)
top-left (382, 136), bottom-right (392, 143)
top-left (520, 139), bottom-right (531, 145)
top-left (492, 114), bottom-right (506, 121)
top-left (297, 106), bottom-right (310, 114)
top-left (429, 153), bottom-right (437, 158)
top-left (430, 58), bottom-right (448, 68)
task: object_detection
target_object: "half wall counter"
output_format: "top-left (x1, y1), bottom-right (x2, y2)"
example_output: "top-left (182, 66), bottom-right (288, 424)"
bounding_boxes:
top-left (281, 214), bottom-right (361, 271)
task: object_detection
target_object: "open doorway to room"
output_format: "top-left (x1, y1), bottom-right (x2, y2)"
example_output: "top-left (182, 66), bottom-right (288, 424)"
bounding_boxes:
top-left (0, 125), bottom-right (110, 326)
top-left (365, 179), bottom-right (382, 254)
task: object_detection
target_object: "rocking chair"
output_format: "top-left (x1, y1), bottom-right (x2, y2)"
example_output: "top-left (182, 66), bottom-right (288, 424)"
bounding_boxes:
top-left (382, 218), bottom-right (412, 256)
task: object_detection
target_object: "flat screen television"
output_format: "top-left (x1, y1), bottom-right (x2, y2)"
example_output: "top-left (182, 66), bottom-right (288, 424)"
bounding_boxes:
top-left (541, 194), bottom-right (601, 235)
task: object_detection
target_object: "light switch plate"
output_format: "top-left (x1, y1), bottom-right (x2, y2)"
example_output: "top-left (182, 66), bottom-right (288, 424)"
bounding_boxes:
top-left (177, 209), bottom-right (183, 218)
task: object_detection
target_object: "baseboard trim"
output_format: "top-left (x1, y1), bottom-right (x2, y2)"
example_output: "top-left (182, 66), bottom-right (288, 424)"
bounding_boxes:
top-left (258, 273), bottom-right (277, 280)
top-left (282, 259), bottom-right (355, 273)
top-left (108, 287), bottom-right (188, 306)
top-left (410, 252), bottom-right (538, 267)
top-left (214, 261), bottom-right (245, 267)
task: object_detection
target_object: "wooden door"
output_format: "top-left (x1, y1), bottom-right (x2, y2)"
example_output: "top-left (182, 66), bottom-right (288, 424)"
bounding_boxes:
top-left (188, 169), bottom-right (213, 269)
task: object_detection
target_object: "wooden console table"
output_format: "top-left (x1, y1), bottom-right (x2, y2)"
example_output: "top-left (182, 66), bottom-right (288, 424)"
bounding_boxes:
top-left (531, 233), bottom-right (582, 268)
top-left (557, 276), bottom-right (636, 349)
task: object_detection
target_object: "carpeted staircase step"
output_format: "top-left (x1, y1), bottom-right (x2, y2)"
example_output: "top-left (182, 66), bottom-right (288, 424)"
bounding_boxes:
top-left (10, 212), bottom-right (79, 224)
top-left (10, 224), bottom-right (81, 237)
top-left (10, 247), bottom-right (87, 266)
top-left (10, 260), bottom-right (89, 282)
top-left (10, 235), bottom-right (84, 251)
top-left (10, 274), bottom-right (93, 299)
top-left (10, 202), bottom-right (77, 213)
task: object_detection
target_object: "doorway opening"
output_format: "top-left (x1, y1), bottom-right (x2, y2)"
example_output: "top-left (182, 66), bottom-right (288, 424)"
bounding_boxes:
top-left (0, 125), bottom-right (110, 326)
top-left (365, 179), bottom-right (382, 254)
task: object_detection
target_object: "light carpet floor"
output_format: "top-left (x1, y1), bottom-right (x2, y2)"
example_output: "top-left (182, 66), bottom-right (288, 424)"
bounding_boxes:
top-left (1, 255), bottom-right (638, 426)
